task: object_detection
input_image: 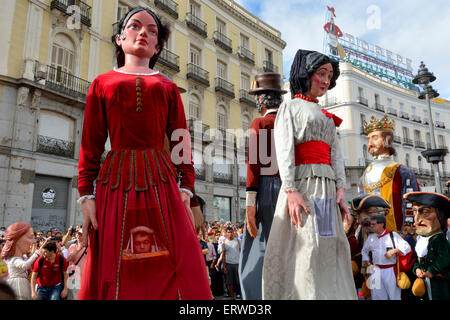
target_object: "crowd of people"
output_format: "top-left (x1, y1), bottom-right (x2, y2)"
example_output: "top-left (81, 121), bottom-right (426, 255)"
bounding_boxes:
top-left (0, 224), bottom-right (87, 300)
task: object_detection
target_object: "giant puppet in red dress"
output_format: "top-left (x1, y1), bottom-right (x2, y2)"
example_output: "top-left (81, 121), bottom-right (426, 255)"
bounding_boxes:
top-left (76, 7), bottom-right (211, 300)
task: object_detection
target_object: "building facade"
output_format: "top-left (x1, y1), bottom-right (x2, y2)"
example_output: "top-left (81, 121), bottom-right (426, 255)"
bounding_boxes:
top-left (0, 0), bottom-right (285, 230)
top-left (317, 62), bottom-right (450, 200)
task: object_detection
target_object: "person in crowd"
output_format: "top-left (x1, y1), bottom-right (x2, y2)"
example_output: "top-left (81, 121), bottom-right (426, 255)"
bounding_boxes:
top-left (361, 215), bottom-right (411, 300)
top-left (359, 115), bottom-right (420, 233)
top-left (67, 230), bottom-right (87, 300)
top-left (405, 191), bottom-right (450, 300)
top-left (239, 72), bottom-right (284, 300)
top-left (0, 239), bottom-right (8, 282)
top-left (30, 241), bottom-right (68, 300)
top-left (76, 6), bottom-right (211, 299)
top-left (0, 227), bottom-right (6, 238)
top-left (262, 49), bottom-right (356, 299)
top-left (1, 222), bottom-right (43, 300)
top-left (221, 227), bottom-right (241, 300)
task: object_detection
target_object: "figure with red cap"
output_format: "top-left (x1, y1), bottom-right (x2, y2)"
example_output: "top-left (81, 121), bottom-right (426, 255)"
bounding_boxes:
top-left (262, 49), bottom-right (356, 299)
top-left (404, 191), bottom-right (450, 300)
top-left (1, 222), bottom-right (43, 300)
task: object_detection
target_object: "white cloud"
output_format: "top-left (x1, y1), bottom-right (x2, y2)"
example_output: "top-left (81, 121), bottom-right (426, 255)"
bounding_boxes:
top-left (240, 0), bottom-right (450, 99)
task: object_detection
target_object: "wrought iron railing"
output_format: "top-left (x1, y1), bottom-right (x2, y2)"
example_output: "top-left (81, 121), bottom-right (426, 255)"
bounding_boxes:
top-left (239, 176), bottom-right (247, 186)
top-left (35, 61), bottom-right (90, 99)
top-left (187, 63), bottom-right (209, 86)
top-left (37, 135), bottom-right (75, 158)
top-left (213, 171), bottom-right (233, 184)
top-left (237, 46), bottom-right (255, 65)
top-left (415, 140), bottom-right (425, 149)
top-left (412, 115), bottom-right (422, 123)
top-left (263, 60), bottom-right (278, 72)
top-left (435, 120), bottom-right (445, 128)
top-left (50, 0), bottom-right (92, 27)
top-left (186, 119), bottom-right (211, 142)
top-left (393, 135), bottom-right (402, 144)
top-left (386, 107), bottom-right (397, 116)
top-left (357, 96), bottom-right (368, 106)
top-left (213, 31), bottom-right (232, 52)
top-left (155, 0), bottom-right (178, 18)
top-left (186, 13), bottom-right (207, 37)
top-left (403, 137), bottom-right (414, 146)
top-left (419, 168), bottom-right (430, 176)
top-left (157, 48), bottom-right (180, 72)
top-left (374, 103), bottom-right (384, 112)
top-left (215, 77), bottom-right (235, 98)
top-left (400, 111), bottom-right (409, 119)
top-left (239, 89), bottom-right (256, 107)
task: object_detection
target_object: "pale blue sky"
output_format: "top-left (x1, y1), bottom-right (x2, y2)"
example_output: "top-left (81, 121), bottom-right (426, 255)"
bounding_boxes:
top-left (236, 0), bottom-right (450, 99)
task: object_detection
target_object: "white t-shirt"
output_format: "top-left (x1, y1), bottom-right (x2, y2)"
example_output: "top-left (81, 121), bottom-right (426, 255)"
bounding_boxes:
top-left (223, 238), bottom-right (240, 265)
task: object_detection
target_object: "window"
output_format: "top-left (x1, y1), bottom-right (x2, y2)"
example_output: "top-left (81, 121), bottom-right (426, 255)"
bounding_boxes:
top-left (217, 105), bottom-right (227, 130)
top-left (414, 130), bottom-right (421, 142)
top-left (117, 3), bottom-right (129, 21)
top-left (402, 127), bottom-right (409, 139)
top-left (39, 110), bottom-right (74, 141)
top-left (241, 73), bottom-right (250, 91)
top-left (264, 49), bottom-right (273, 63)
top-left (51, 34), bottom-right (75, 75)
top-left (217, 60), bottom-right (227, 80)
top-left (399, 102), bottom-right (404, 112)
top-left (387, 98), bottom-right (392, 107)
top-left (190, 1), bottom-right (201, 17)
top-left (360, 114), bottom-right (366, 129)
top-left (188, 94), bottom-right (201, 120)
top-left (405, 154), bottom-right (410, 168)
top-left (411, 106), bottom-right (416, 116)
top-left (438, 135), bottom-right (445, 148)
top-left (358, 87), bottom-right (364, 98)
top-left (435, 112), bottom-right (441, 121)
top-left (216, 18), bottom-right (226, 34)
top-left (241, 114), bottom-right (250, 132)
top-left (374, 94), bottom-right (380, 104)
top-left (190, 45), bottom-right (201, 66)
top-left (240, 34), bottom-right (249, 49)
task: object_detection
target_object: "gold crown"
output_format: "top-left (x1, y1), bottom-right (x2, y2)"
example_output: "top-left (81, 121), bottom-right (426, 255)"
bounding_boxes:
top-left (363, 115), bottom-right (395, 134)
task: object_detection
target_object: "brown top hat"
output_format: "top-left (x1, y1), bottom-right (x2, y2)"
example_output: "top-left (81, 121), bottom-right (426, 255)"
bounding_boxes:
top-left (248, 72), bottom-right (287, 95)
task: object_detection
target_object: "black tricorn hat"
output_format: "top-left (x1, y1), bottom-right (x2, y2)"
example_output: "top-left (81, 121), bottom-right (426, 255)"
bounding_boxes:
top-left (404, 192), bottom-right (450, 218)
top-left (351, 194), bottom-right (391, 212)
top-left (248, 72), bottom-right (287, 95)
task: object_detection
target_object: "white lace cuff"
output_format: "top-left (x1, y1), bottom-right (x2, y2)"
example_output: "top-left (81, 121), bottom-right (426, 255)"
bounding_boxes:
top-left (180, 188), bottom-right (193, 198)
top-left (246, 191), bottom-right (257, 207)
top-left (77, 195), bottom-right (95, 204)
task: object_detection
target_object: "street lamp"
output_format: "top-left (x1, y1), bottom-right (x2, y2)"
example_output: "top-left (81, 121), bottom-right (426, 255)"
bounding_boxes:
top-left (413, 61), bottom-right (448, 193)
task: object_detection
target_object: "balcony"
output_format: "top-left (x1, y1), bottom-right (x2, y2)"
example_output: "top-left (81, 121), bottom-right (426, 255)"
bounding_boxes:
top-left (157, 48), bottom-right (180, 72)
top-left (213, 31), bottom-right (232, 53)
top-left (439, 145), bottom-right (449, 153)
top-left (186, 63), bottom-right (209, 86)
top-left (154, 0), bottom-right (178, 19)
top-left (393, 135), bottom-right (402, 144)
top-left (415, 140), bottom-right (425, 149)
top-left (34, 61), bottom-right (90, 99)
top-left (435, 120), bottom-right (445, 128)
top-left (185, 13), bottom-right (207, 37)
top-left (263, 60), bottom-right (278, 73)
top-left (239, 89), bottom-right (256, 107)
top-left (403, 137), bottom-right (414, 146)
top-left (423, 118), bottom-right (429, 125)
top-left (195, 166), bottom-right (205, 180)
top-left (37, 135), bottom-right (74, 158)
top-left (237, 46), bottom-right (255, 65)
top-left (50, 0), bottom-right (91, 27)
top-left (215, 77), bottom-right (235, 98)
top-left (213, 171), bottom-right (233, 184)
top-left (374, 103), bottom-right (384, 112)
top-left (412, 115), bottom-right (422, 123)
top-left (239, 176), bottom-right (247, 187)
top-left (386, 107), bottom-right (397, 116)
top-left (357, 96), bottom-right (368, 106)
top-left (186, 119), bottom-right (211, 143)
top-left (400, 111), bottom-right (409, 120)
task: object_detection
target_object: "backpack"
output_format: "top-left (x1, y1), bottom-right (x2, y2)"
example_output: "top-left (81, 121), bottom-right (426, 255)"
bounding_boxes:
top-left (38, 254), bottom-right (65, 290)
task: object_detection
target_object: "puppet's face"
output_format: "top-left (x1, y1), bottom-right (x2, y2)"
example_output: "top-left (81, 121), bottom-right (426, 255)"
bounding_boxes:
top-left (116, 10), bottom-right (160, 60)
top-left (413, 204), bottom-right (441, 236)
top-left (308, 63), bottom-right (333, 98)
top-left (16, 228), bottom-right (35, 255)
top-left (367, 131), bottom-right (388, 156)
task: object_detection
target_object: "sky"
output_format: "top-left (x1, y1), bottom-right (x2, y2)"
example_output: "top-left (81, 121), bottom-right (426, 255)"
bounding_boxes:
top-left (235, 0), bottom-right (450, 99)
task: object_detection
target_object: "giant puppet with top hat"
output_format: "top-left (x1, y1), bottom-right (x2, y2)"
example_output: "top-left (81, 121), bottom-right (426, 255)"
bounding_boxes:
top-left (404, 191), bottom-right (450, 300)
top-left (359, 115), bottom-right (420, 233)
top-left (238, 72), bottom-right (286, 300)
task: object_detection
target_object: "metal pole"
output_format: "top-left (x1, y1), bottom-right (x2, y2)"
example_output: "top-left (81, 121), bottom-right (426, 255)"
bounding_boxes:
top-left (425, 91), bottom-right (442, 193)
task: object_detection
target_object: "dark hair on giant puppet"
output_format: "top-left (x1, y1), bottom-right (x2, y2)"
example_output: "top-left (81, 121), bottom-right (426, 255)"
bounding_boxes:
top-left (112, 7), bottom-right (171, 69)
top-left (289, 49), bottom-right (340, 99)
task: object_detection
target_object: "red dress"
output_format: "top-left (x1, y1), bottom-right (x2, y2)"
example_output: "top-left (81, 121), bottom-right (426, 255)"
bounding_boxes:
top-left (77, 69), bottom-right (211, 300)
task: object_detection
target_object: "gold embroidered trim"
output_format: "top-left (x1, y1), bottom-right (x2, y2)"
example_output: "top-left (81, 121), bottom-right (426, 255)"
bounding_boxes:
top-left (136, 76), bottom-right (142, 113)
top-left (143, 150), bottom-right (156, 186)
top-left (158, 150), bottom-right (177, 178)
top-left (362, 162), bottom-right (401, 193)
top-left (152, 149), bottom-right (168, 183)
top-left (115, 192), bottom-right (128, 300)
top-left (135, 151), bottom-right (148, 192)
top-left (102, 150), bottom-right (117, 184)
top-left (153, 185), bottom-right (172, 255)
top-left (124, 151), bottom-right (134, 192)
top-left (111, 150), bottom-right (125, 190)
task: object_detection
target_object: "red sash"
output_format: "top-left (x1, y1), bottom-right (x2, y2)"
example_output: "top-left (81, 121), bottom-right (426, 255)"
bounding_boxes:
top-left (294, 140), bottom-right (331, 166)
